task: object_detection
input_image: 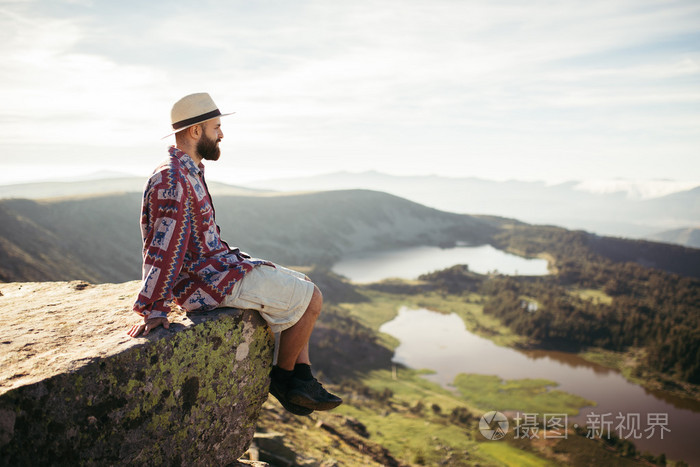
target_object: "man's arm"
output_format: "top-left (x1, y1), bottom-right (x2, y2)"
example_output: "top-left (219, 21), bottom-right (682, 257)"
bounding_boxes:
top-left (130, 175), bottom-right (191, 336)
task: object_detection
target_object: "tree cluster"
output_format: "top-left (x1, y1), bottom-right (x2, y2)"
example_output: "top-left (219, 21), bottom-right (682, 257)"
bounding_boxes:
top-left (436, 226), bottom-right (700, 384)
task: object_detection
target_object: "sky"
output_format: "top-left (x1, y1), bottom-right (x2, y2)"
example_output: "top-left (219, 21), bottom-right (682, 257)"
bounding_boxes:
top-left (1, 0), bottom-right (699, 193)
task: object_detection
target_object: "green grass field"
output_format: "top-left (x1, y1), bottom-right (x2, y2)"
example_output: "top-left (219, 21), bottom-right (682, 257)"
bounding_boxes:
top-left (329, 287), bottom-right (652, 466)
top-left (568, 288), bottom-right (613, 305)
top-left (452, 373), bottom-right (593, 415)
top-left (475, 442), bottom-right (558, 467)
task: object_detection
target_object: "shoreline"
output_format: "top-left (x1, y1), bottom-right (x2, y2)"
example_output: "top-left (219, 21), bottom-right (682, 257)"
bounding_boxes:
top-left (358, 288), bottom-right (700, 410)
top-left (579, 348), bottom-right (700, 406)
top-left (345, 288), bottom-right (700, 465)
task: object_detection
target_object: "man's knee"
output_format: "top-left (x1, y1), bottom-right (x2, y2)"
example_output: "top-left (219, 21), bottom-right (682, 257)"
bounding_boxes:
top-left (307, 284), bottom-right (322, 318)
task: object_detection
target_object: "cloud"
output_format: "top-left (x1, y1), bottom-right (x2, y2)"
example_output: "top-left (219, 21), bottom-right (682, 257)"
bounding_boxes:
top-left (0, 0), bottom-right (699, 182)
top-left (575, 179), bottom-right (700, 200)
top-left (0, 6), bottom-right (167, 145)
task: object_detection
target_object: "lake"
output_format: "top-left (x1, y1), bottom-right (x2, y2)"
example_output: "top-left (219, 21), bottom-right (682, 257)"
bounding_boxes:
top-left (380, 307), bottom-right (700, 465)
top-left (332, 244), bottom-right (549, 282)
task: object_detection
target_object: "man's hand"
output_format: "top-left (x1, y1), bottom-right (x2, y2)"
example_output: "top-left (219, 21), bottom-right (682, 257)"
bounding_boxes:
top-left (128, 317), bottom-right (170, 337)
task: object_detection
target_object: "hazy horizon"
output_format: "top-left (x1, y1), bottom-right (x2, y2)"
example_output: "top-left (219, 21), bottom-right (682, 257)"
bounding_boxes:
top-left (1, 166), bottom-right (699, 201)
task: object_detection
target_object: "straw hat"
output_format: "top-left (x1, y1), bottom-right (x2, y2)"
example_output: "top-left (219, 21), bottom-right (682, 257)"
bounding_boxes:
top-left (163, 92), bottom-right (234, 138)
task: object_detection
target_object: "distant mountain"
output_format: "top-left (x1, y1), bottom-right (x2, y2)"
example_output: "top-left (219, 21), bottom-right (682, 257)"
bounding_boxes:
top-left (240, 171), bottom-right (700, 239)
top-left (0, 177), bottom-right (264, 200)
top-left (648, 226), bottom-right (700, 249)
top-left (0, 190), bottom-right (498, 283)
top-left (2, 187), bottom-right (700, 285)
top-left (4, 172), bottom-right (698, 243)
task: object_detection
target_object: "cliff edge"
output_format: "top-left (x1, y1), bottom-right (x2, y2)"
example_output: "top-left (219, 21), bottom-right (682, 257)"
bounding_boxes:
top-left (0, 280), bottom-right (275, 465)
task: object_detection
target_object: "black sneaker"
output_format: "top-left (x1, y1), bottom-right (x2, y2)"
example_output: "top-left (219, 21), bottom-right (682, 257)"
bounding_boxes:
top-left (269, 376), bottom-right (313, 416)
top-left (287, 377), bottom-right (343, 411)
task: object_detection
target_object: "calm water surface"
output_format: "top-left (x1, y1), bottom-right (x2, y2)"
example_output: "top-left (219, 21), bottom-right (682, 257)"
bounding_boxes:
top-left (380, 307), bottom-right (700, 465)
top-left (333, 244), bottom-right (549, 282)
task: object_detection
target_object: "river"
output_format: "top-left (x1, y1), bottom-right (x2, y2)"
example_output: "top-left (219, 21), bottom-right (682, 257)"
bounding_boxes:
top-left (332, 244), bottom-right (549, 282)
top-left (332, 245), bottom-right (699, 464)
top-left (380, 307), bottom-right (700, 465)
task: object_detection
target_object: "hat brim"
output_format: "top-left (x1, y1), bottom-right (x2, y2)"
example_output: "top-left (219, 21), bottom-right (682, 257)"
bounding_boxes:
top-left (161, 112), bottom-right (235, 139)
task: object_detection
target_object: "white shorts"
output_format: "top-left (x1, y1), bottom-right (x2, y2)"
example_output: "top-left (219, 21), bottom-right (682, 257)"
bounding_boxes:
top-left (220, 263), bottom-right (315, 333)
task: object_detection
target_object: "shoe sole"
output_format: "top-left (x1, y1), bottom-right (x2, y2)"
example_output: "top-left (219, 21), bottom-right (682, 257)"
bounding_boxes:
top-left (287, 392), bottom-right (343, 411)
top-left (269, 385), bottom-right (313, 415)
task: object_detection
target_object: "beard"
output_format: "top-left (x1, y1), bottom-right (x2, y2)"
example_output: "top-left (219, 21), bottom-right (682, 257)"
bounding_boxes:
top-left (196, 133), bottom-right (221, 161)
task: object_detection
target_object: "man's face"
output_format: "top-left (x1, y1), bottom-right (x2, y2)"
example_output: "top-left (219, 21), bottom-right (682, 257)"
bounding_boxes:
top-left (196, 118), bottom-right (223, 161)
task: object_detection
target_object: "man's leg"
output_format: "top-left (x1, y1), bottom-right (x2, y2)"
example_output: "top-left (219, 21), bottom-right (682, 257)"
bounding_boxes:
top-left (267, 289), bottom-right (319, 416)
top-left (222, 265), bottom-right (341, 413)
top-left (270, 285), bottom-right (342, 412)
top-left (295, 343), bottom-right (310, 365)
top-left (276, 286), bottom-right (322, 370)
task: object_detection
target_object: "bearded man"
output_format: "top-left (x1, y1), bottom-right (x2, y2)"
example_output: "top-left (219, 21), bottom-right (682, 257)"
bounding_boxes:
top-left (128, 93), bottom-right (342, 415)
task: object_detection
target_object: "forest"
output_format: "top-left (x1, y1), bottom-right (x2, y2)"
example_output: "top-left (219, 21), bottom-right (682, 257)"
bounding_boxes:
top-left (420, 224), bottom-right (700, 385)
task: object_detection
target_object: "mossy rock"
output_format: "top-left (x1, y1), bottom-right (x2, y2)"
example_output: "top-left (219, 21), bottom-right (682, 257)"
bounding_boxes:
top-left (0, 307), bottom-right (274, 466)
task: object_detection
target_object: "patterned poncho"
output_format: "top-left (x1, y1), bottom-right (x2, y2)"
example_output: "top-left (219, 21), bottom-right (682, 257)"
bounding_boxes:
top-left (133, 146), bottom-right (265, 320)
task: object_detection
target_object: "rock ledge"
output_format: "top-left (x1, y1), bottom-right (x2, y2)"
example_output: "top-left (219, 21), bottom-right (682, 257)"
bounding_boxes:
top-left (0, 281), bottom-right (274, 465)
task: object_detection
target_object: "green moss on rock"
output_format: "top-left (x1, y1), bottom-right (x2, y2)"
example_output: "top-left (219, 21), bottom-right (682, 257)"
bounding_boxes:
top-left (0, 308), bottom-right (274, 466)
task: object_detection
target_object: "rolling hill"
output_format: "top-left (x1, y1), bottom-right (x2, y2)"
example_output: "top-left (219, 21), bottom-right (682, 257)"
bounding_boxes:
top-left (3, 173), bottom-right (699, 246)
top-left (0, 189), bottom-right (499, 283)
top-left (239, 171), bottom-right (700, 241)
top-left (1, 187), bottom-right (700, 285)
top-left (0, 176), bottom-right (263, 200)
top-left (648, 226), bottom-right (700, 249)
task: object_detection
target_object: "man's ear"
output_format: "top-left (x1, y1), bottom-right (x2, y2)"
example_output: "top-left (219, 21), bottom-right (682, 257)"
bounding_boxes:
top-left (188, 124), bottom-right (201, 139)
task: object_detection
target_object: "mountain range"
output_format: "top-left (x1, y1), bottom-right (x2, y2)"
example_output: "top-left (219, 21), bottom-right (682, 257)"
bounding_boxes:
top-left (1, 186), bottom-right (699, 285)
top-left (0, 189), bottom-right (498, 283)
top-left (1, 172), bottom-right (698, 249)
top-left (648, 226), bottom-right (700, 248)
top-left (0, 176), bottom-right (260, 200)
top-left (239, 171), bottom-right (700, 247)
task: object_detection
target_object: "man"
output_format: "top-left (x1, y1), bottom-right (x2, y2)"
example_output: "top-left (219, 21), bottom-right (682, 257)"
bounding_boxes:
top-left (128, 92), bottom-right (342, 415)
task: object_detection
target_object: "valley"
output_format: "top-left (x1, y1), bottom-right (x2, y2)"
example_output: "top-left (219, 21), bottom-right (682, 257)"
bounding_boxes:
top-left (0, 185), bottom-right (698, 465)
